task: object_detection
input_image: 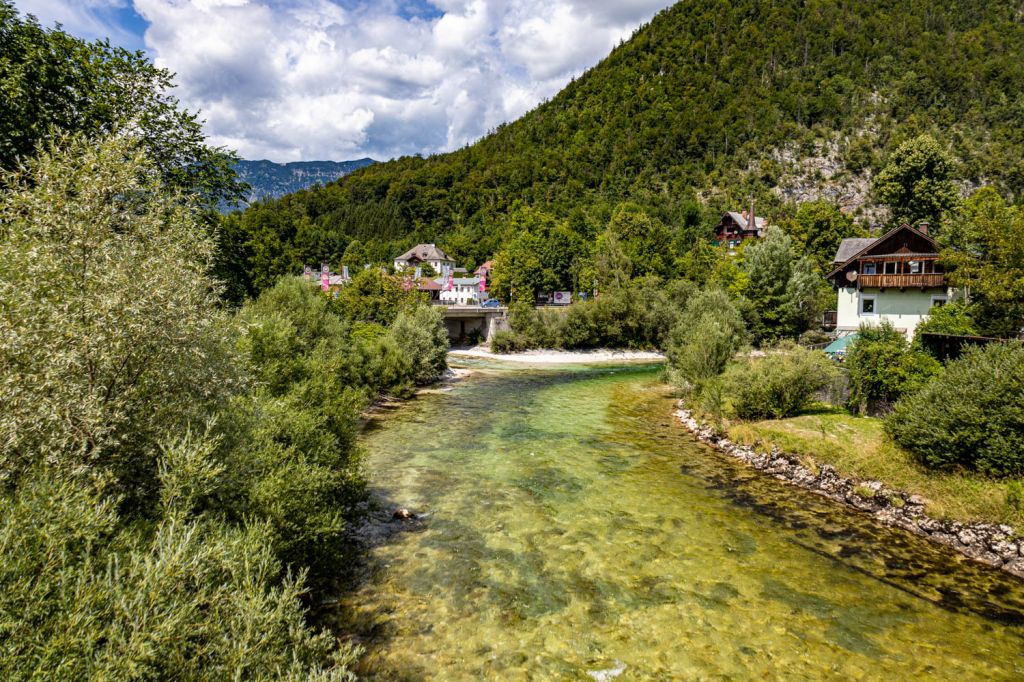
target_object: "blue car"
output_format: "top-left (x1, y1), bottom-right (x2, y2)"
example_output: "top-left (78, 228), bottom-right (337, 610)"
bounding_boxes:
top-left (481, 299), bottom-right (500, 308)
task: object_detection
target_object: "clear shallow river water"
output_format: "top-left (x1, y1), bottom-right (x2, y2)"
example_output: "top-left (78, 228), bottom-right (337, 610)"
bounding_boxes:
top-left (338, 361), bottom-right (1024, 680)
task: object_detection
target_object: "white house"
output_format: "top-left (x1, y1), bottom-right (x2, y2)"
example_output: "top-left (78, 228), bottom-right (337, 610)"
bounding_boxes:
top-left (827, 223), bottom-right (954, 341)
top-left (393, 244), bottom-right (456, 273)
top-left (439, 277), bottom-right (489, 306)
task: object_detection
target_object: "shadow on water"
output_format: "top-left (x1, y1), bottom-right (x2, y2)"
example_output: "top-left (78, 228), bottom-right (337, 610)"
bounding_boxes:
top-left (332, 362), bottom-right (1024, 679)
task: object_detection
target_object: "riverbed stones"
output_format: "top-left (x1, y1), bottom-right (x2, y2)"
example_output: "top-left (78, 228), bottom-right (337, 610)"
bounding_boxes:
top-left (674, 404), bottom-right (1024, 580)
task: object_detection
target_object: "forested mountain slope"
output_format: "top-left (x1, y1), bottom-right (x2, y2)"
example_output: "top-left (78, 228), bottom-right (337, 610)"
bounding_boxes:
top-left (219, 0), bottom-right (1024, 299)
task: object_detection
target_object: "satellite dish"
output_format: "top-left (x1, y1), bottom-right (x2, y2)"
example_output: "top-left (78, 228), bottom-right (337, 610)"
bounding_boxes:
top-left (846, 270), bottom-right (858, 282)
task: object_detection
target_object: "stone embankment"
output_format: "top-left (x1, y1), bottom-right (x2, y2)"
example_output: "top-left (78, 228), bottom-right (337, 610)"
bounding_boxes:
top-left (675, 404), bottom-right (1024, 579)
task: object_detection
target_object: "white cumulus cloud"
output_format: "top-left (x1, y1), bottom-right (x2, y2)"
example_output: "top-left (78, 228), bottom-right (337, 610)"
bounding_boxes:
top-left (19, 0), bottom-right (674, 161)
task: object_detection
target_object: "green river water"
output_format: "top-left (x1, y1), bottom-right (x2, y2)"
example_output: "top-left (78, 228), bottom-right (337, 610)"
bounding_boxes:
top-left (339, 361), bottom-right (1024, 680)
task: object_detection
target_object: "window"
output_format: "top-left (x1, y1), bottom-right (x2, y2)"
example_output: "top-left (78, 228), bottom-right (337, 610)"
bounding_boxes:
top-left (884, 262), bottom-right (897, 274)
top-left (909, 261), bottom-right (921, 274)
top-left (860, 295), bottom-right (877, 316)
top-left (863, 262), bottom-right (876, 275)
top-left (931, 295), bottom-right (947, 308)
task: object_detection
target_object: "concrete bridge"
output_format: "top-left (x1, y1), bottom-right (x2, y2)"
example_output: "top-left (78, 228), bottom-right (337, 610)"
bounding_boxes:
top-left (440, 305), bottom-right (510, 343)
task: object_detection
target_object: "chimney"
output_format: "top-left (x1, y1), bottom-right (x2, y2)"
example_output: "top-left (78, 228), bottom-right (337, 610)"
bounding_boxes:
top-left (749, 198), bottom-right (756, 233)
top-left (918, 221), bottom-right (929, 235)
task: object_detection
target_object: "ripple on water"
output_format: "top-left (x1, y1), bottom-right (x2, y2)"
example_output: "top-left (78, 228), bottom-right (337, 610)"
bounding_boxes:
top-left (342, 364), bottom-right (1024, 680)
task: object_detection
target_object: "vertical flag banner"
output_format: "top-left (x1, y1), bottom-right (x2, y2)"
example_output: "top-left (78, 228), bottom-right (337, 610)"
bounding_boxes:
top-left (446, 272), bottom-right (454, 291)
top-left (479, 276), bottom-right (486, 292)
top-left (303, 265), bottom-right (311, 280)
top-left (342, 265), bottom-right (349, 279)
top-left (321, 270), bottom-right (329, 292)
top-left (414, 266), bottom-right (422, 280)
top-left (321, 262), bottom-right (329, 276)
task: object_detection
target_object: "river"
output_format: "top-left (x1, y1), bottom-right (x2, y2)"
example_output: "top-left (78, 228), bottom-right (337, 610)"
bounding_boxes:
top-left (338, 361), bottom-right (1024, 679)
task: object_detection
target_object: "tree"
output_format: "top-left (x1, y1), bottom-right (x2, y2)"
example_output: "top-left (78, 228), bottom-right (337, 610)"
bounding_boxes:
top-left (741, 226), bottom-right (822, 342)
top-left (605, 203), bottom-right (675, 279)
top-left (332, 268), bottom-right (421, 326)
top-left (783, 200), bottom-right (863, 270)
top-left (593, 229), bottom-right (633, 291)
top-left (873, 135), bottom-right (960, 228)
top-left (941, 187), bottom-right (1024, 337)
top-left (0, 136), bottom-right (241, 501)
top-left (388, 305), bottom-right (449, 385)
top-left (0, 2), bottom-right (242, 208)
top-left (490, 207), bottom-right (585, 303)
top-left (666, 289), bottom-right (748, 390)
top-left (845, 321), bottom-right (941, 415)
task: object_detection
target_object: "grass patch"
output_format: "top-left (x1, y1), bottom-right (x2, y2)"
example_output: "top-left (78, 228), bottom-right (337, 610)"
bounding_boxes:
top-left (726, 404), bottom-right (1024, 529)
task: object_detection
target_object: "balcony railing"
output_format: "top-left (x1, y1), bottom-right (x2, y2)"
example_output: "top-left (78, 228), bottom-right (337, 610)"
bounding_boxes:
top-left (858, 274), bottom-right (945, 289)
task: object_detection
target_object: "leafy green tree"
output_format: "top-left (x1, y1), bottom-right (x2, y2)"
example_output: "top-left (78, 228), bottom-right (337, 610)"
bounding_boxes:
top-left (782, 200), bottom-right (863, 270)
top-left (845, 321), bottom-right (941, 415)
top-left (666, 289), bottom-right (748, 391)
top-left (0, 136), bottom-right (241, 502)
top-left (388, 305), bottom-right (449, 384)
top-left (741, 226), bottom-right (822, 342)
top-left (873, 135), bottom-right (960, 228)
top-left (605, 203), bottom-right (675, 279)
top-left (593, 229), bottom-right (633, 291)
top-left (0, 2), bottom-right (242, 208)
top-left (913, 301), bottom-right (978, 349)
top-left (332, 268), bottom-right (421, 325)
top-left (941, 188), bottom-right (1024, 337)
top-left (490, 207), bottom-right (586, 303)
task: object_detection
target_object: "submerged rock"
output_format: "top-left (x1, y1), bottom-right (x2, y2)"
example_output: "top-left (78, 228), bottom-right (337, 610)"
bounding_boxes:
top-left (587, 662), bottom-right (627, 681)
top-left (393, 508), bottom-right (416, 521)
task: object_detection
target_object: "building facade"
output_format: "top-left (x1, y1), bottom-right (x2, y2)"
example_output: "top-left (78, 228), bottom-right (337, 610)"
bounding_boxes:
top-left (827, 223), bottom-right (952, 341)
top-left (439, 277), bottom-right (489, 306)
top-left (393, 243), bottom-right (456, 273)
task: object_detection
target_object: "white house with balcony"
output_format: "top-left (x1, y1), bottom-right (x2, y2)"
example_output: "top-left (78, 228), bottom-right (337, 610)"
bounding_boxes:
top-left (826, 223), bottom-right (955, 341)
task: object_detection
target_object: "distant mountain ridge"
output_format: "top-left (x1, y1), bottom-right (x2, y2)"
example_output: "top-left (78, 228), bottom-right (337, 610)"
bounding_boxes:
top-left (231, 158), bottom-right (376, 207)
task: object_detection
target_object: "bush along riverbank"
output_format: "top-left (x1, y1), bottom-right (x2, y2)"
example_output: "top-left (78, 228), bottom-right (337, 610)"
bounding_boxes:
top-left (674, 406), bottom-right (1024, 578)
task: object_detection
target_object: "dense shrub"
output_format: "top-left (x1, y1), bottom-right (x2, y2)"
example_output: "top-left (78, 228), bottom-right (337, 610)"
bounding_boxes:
top-left (388, 305), bottom-right (449, 385)
top-left (0, 136), bottom-right (242, 503)
top-left (913, 301), bottom-right (978, 349)
top-left (665, 289), bottom-right (747, 390)
top-left (0, 139), bottom-right (355, 677)
top-left (502, 278), bottom-right (694, 351)
top-left (886, 342), bottom-right (1024, 476)
top-left (846, 322), bottom-right (941, 414)
top-left (490, 330), bottom-right (530, 353)
top-left (723, 343), bottom-right (837, 420)
top-left (0, 467), bottom-right (355, 681)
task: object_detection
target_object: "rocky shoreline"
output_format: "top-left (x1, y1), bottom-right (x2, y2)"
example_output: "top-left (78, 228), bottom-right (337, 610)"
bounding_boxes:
top-left (675, 404), bottom-right (1024, 579)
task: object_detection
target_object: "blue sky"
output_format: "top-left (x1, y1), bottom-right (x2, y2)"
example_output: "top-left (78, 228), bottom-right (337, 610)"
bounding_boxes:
top-left (13, 1), bottom-right (672, 162)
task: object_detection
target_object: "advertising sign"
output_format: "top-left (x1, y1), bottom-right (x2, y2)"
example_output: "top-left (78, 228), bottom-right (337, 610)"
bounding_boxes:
top-left (552, 291), bottom-right (571, 305)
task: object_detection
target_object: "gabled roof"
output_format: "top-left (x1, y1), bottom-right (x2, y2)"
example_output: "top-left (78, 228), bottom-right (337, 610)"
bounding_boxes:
top-left (395, 243), bottom-right (453, 263)
top-left (827, 224), bottom-right (940, 277)
top-left (832, 238), bottom-right (877, 264)
top-left (725, 212), bottom-right (768, 231)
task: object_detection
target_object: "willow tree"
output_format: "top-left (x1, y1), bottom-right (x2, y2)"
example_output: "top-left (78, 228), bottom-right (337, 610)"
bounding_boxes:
top-left (0, 136), bottom-right (241, 500)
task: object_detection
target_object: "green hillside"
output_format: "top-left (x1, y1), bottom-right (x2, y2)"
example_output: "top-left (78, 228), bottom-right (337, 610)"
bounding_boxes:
top-left (218, 0), bottom-right (1024, 299)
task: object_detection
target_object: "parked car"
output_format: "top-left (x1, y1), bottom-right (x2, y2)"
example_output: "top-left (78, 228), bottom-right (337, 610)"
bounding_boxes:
top-left (481, 299), bottom-right (500, 308)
